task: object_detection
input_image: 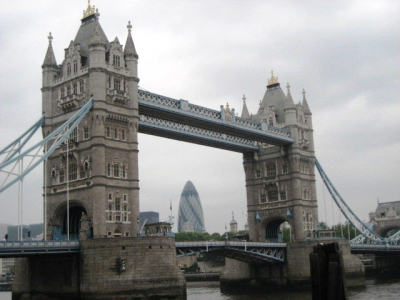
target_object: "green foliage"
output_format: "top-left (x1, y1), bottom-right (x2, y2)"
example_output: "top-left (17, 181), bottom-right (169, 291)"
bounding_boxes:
top-left (175, 232), bottom-right (211, 241)
top-left (180, 262), bottom-right (199, 273)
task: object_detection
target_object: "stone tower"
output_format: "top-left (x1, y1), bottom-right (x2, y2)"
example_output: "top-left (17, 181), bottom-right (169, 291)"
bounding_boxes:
top-left (42, 4), bottom-right (140, 240)
top-left (230, 212), bottom-right (238, 234)
top-left (242, 72), bottom-right (317, 242)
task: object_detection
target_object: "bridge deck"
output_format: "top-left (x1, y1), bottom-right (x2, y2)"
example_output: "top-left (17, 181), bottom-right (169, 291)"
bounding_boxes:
top-left (0, 240), bottom-right (80, 257)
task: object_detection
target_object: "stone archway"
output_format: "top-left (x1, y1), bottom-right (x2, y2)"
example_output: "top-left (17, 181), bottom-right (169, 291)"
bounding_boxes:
top-left (263, 218), bottom-right (292, 243)
top-left (52, 201), bottom-right (88, 240)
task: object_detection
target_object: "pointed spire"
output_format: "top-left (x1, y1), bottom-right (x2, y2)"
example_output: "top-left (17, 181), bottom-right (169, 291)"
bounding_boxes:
top-left (284, 82), bottom-right (294, 108)
top-left (42, 32), bottom-right (57, 68)
top-left (124, 21), bottom-right (138, 58)
top-left (302, 88), bottom-right (311, 113)
top-left (241, 94), bottom-right (250, 119)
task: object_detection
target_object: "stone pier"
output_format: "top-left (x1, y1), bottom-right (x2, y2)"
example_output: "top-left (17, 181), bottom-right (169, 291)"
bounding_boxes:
top-left (220, 239), bottom-right (364, 292)
top-left (13, 237), bottom-right (186, 300)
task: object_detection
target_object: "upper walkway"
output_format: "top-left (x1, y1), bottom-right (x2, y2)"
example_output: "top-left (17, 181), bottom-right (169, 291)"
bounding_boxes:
top-left (0, 240), bottom-right (80, 258)
top-left (138, 90), bottom-right (294, 152)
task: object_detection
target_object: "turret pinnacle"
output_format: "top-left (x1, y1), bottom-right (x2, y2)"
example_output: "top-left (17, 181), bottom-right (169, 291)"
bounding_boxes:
top-left (42, 32), bottom-right (57, 68)
top-left (124, 21), bottom-right (138, 59)
top-left (89, 23), bottom-right (106, 47)
top-left (241, 94), bottom-right (251, 119)
top-left (302, 88), bottom-right (311, 114)
top-left (285, 82), bottom-right (295, 108)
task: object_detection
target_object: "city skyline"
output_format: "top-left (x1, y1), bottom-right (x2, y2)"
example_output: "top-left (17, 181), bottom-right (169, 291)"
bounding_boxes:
top-left (0, 1), bottom-right (398, 234)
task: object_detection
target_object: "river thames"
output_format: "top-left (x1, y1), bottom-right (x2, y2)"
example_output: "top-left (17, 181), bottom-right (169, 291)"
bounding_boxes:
top-left (187, 277), bottom-right (400, 300)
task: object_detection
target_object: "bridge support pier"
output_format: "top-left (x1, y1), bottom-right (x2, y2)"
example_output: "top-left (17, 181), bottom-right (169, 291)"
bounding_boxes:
top-left (220, 240), bottom-right (365, 292)
top-left (12, 237), bottom-right (186, 300)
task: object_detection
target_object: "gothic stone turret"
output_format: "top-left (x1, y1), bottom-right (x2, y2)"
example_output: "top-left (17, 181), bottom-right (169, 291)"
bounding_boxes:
top-left (41, 9), bottom-right (140, 240)
top-left (242, 72), bottom-right (317, 242)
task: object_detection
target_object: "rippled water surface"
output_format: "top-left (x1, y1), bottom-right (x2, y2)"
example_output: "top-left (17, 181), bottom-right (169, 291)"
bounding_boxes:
top-left (187, 278), bottom-right (400, 300)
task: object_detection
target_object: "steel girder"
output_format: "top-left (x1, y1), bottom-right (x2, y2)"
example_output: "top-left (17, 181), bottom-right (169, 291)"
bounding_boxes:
top-left (0, 98), bottom-right (93, 193)
top-left (175, 241), bottom-right (286, 264)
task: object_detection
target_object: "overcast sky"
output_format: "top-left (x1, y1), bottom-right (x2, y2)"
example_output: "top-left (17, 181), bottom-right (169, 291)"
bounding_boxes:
top-left (0, 0), bottom-right (399, 235)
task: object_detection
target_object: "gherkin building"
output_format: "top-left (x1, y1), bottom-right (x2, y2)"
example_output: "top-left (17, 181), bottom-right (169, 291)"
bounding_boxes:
top-left (178, 181), bottom-right (206, 232)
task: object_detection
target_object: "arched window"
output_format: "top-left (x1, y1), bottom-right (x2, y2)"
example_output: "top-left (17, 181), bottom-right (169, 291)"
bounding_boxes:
top-left (282, 163), bottom-right (288, 174)
top-left (113, 164), bottom-right (120, 177)
top-left (268, 117), bottom-right (273, 126)
top-left (115, 199), bottom-right (121, 211)
top-left (80, 80), bottom-right (84, 93)
top-left (106, 127), bottom-right (110, 138)
top-left (267, 184), bottom-right (278, 202)
top-left (266, 162), bottom-right (276, 177)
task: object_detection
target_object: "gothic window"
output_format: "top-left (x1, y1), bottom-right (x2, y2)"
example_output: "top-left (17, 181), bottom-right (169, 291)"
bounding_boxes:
top-left (60, 87), bottom-right (65, 98)
top-left (80, 80), bottom-right (84, 93)
top-left (116, 215), bottom-right (121, 222)
top-left (267, 184), bottom-right (278, 202)
top-left (122, 165), bottom-right (126, 178)
top-left (303, 188), bottom-right (310, 200)
top-left (304, 164), bottom-right (309, 174)
top-left (108, 214), bottom-right (112, 221)
top-left (59, 169), bottom-right (65, 183)
top-left (108, 76), bottom-right (112, 89)
top-left (123, 194), bottom-right (128, 202)
top-left (121, 129), bottom-right (126, 141)
top-left (107, 163), bottom-right (112, 177)
top-left (114, 78), bottom-right (121, 91)
top-left (268, 117), bottom-right (273, 126)
top-left (106, 126), bottom-right (110, 138)
top-left (282, 163), bottom-right (288, 174)
top-left (266, 162), bottom-right (276, 177)
top-left (114, 128), bottom-right (118, 139)
top-left (113, 164), bottom-right (120, 177)
top-left (113, 55), bottom-right (120, 67)
top-left (73, 82), bottom-right (77, 94)
top-left (73, 60), bottom-right (78, 73)
top-left (260, 193), bottom-right (267, 203)
top-left (280, 190), bottom-right (287, 201)
top-left (108, 193), bottom-right (113, 201)
top-left (124, 81), bottom-right (127, 92)
top-left (70, 127), bottom-right (78, 142)
top-left (67, 63), bottom-right (71, 76)
top-left (108, 203), bottom-right (112, 211)
top-left (300, 130), bottom-right (305, 140)
top-left (115, 199), bottom-right (121, 211)
top-left (79, 165), bottom-right (85, 179)
top-left (68, 162), bottom-right (77, 181)
top-left (83, 127), bottom-right (90, 140)
top-left (67, 85), bottom-right (71, 96)
top-left (256, 169), bottom-right (261, 178)
top-left (123, 215), bottom-right (128, 222)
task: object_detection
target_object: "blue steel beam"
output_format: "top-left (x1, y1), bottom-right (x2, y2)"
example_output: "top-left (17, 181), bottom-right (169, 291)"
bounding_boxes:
top-left (139, 115), bottom-right (259, 153)
top-left (0, 98), bottom-right (93, 193)
top-left (138, 89), bottom-right (294, 147)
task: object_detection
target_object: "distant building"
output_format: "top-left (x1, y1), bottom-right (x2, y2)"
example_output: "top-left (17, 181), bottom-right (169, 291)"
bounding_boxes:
top-left (230, 212), bottom-right (238, 234)
top-left (182, 221), bottom-right (194, 233)
top-left (144, 222), bottom-right (171, 235)
top-left (178, 181), bottom-right (205, 233)
top-left (1, 258), bottom-right (15, 275)
top-left (7, 223), bottom-right (43, 241)
top-left (139, 211), bottom-right (159, 229)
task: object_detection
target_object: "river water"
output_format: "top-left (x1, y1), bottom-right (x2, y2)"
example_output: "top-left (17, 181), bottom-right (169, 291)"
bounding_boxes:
top-left (187, 278), bottom-right (400, 300)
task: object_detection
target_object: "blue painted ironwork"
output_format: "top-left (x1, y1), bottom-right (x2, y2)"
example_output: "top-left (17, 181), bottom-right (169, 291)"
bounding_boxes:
top-left (139, 115), bottom-right (259, 152)
top-left (0, 98), bottom-right (93, 193)
top-left (0, 240), bottom-right (80, 257)
top-left (138, 89), bottom-right (294, 148)
top-left (316, 158), bottom-right (386, 244)
top-left (175, 241), bottom-right (286, 264)
top-left (0, 115), bottom-right (45, 165)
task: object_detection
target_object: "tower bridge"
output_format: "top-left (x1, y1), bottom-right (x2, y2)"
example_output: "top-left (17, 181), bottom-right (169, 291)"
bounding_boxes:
top-left (0, 2), bottom-right (392, 299)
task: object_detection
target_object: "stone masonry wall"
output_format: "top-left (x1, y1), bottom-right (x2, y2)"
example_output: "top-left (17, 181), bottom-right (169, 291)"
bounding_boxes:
top-left (80, 237), bottom-right (186, 300)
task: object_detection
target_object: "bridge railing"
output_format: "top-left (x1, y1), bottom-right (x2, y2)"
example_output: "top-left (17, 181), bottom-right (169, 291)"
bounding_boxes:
top-left (0, 240), bottom-right (80, 248)
top-left (175, 241), bottom-right (286, 248)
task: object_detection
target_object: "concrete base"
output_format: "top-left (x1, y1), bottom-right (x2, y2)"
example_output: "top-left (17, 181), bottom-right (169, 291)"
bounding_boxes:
top-left (13, 237), bottom-right (186, 300)
top-left (220, 239), bottom-right (364, 291)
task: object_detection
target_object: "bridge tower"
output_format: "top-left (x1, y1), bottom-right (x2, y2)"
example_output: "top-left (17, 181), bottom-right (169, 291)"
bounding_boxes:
top-left (242, 72), bottom-right (318, 242)
top-left (41, 4), bottom-right (140, 240)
